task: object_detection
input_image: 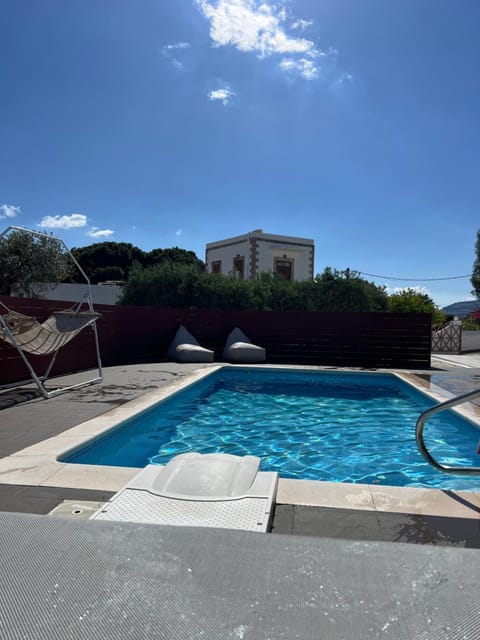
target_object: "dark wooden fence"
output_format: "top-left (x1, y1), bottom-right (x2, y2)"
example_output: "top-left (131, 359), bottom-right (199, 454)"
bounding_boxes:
top-left (0, 296), bottom-right (431, 384)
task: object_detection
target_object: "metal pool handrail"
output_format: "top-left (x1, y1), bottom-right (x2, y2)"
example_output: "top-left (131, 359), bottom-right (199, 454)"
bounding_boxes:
top-left (416, 387), bottom-right (480, 475)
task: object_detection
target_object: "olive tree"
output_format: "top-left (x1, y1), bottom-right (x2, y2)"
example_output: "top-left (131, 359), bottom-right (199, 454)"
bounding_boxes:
top-left (0, 228), bottom-right (72, 297)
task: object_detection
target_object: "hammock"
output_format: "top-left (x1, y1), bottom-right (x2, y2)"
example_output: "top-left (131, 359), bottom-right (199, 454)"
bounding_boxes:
top-left (0, 225), bottom-right (104, 398)
top-left (0, 299), bottom-right (103, 399)
top-left (0, 308), bottom-right (101, 355)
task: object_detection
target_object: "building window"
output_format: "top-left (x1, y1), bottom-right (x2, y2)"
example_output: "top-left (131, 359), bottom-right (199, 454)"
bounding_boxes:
top-left (211, 260), bottom-right (222, 274)
top-left (233, 256), bottom-right (244, 279)
top-left (274, 258), bottom-right (293, 281)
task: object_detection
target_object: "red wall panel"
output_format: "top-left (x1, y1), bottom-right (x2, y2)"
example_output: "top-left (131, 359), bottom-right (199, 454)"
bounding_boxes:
top-left (0, 296), bottom-right (431, 384)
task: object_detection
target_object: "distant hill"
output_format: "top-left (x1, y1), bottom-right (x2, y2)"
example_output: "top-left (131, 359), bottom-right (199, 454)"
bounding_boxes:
top-left (441, 300), bottom-right (480, 318)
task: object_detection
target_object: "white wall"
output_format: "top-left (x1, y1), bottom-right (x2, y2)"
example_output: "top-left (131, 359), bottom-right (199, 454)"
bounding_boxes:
top-left (254, 241), bottom-right (312, 281)
top-left (462, 331), bottom-right (480, 353)
top-left (40, 282), bottom-right (122, 305)
top-left (206, 238), bottom-right (250, 277)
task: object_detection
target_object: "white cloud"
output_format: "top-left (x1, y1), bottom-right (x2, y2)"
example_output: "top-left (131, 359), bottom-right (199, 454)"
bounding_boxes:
top-left (39, 213), bottom-right (87, 229)
top-left (87, 227), bottom-right (114, 239)
top-left (0, 204), bottom-right (20, 219)
top-left (175, 228), bottom-right (182, 237)
top-left (164, 42), bottom-right (190, 51)
top-left (291, 19), bottom-right (312, 32)
top-left (170, 58), bottom-right (185, 71)
top-left (162, 41), bottom-right (191, 70)
top-left (196, 0), bottom-right (351, 83)
top-left (279, 57), bottom-right (318, 80)
top-left (385, 285), bottom-right (433, 297)
top-left (209, 87), bottom-right (236, 105)
top-left (280, 46), bottom-right (342, 82)
top-left (197, 0), bottom-right (314, 57)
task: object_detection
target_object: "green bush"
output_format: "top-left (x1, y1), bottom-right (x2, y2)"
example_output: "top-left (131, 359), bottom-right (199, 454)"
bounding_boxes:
top-left (388, 288), bottom-right (445, 325)
top-left (118, 264), bottom-right (390, 312)
top-left (463, 309), bottom-right (480, 330)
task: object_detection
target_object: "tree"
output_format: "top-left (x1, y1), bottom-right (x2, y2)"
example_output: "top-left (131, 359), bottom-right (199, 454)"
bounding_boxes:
top-left (388, 288), bottom-right (445, 325)
top-left (471, 229), bottom-right (480, 298)
top-left (120, 263), bottom-right (208, 307)
top-left (69, 242), bottom-right (205, 284)
top-left (144, 247), bottom-right (205, 270)
top-left (313, 268), bottom-right (389, 312)
top-left (70, 242), bottom-right (145, 283)
top-left (0, 229), bottom-right (72, 297)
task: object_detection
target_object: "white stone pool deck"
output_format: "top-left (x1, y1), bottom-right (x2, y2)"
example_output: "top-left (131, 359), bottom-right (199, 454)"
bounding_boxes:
top-left (1, 356), bottom-right (480, 534)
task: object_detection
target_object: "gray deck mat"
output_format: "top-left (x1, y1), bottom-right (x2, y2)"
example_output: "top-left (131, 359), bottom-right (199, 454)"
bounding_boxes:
top-left (0, 512), bottom-right (479, 639)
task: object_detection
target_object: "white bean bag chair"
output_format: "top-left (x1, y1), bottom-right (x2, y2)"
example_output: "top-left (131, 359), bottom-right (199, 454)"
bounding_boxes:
top-left (222, 328), bottom-right (266, 363)
top-left (167, 326), bottom-right (214, 363)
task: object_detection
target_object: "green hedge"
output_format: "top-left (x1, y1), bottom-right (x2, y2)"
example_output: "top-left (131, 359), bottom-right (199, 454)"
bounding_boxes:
top-left (119, 265), bottom-right (390, 312)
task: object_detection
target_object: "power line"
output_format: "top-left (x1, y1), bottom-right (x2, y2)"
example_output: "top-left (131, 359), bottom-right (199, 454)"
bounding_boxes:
top-left (358, 272), bottom-right (471, 282)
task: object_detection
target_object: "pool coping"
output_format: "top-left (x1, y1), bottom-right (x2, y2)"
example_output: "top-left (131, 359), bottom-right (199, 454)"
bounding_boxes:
top-left (1, 363), bottom-right (480, 521)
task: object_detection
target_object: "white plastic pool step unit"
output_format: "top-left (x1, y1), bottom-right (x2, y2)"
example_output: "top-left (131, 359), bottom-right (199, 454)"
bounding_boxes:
top-left (91, 453), bottom-right (278, 533)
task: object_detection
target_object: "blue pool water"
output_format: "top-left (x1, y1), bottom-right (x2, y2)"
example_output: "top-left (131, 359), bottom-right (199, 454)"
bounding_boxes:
top-left (60, 368), bottom-right (480, 491)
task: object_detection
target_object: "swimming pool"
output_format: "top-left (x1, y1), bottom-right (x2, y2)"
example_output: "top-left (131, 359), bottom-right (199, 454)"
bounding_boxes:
top-left (60, 368), bottom-right (480, 491)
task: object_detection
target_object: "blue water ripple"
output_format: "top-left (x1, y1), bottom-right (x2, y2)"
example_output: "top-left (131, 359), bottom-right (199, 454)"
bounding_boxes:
top-left (62, 368), bottom-right (480, 491)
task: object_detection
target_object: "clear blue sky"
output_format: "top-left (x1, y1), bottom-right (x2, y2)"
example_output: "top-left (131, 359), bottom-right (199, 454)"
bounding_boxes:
top-left (1, 0), bottom-right (479, 307)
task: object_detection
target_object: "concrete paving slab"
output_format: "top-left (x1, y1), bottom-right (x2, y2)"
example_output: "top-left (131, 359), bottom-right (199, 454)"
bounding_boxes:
top-left (432, 353), bottom-right (480, 369)
top-left (376, 510), bottom-right (480, 547)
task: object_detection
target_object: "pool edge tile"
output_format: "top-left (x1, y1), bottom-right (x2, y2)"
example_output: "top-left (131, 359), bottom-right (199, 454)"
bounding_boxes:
top-left (369, 484), bottom-right (480, 519)
top-left (277, 478), bottom-right (376, 511)
top-left (41, 464), bottom-right (138, 492)
top-left (0, 455), bottom-right (65, 486)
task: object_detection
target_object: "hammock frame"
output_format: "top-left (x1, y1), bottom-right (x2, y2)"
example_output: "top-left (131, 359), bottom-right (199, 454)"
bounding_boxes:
top-left (0, 226), bottom-right (103, 399)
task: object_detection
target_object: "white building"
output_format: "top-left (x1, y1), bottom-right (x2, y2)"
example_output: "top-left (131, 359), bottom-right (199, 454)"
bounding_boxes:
top-left (205, 230), bottom-right (315, 281)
